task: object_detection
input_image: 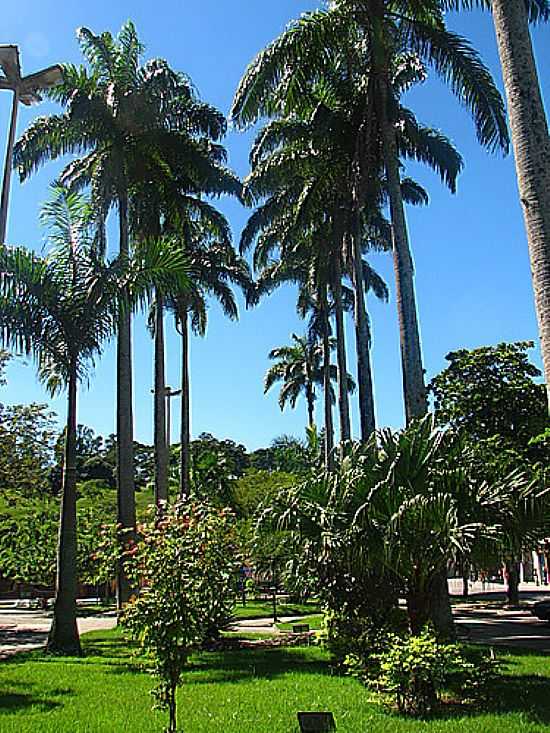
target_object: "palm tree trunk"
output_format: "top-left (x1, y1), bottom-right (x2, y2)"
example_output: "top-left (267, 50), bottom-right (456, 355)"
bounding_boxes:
top-left (491, 0), bottom-right (550, 411)
top-left (179, 310), bottom-right (191, 500)
top-left (333, 244), bottom-right (352, 442)
top-left (306, 383), bottom-right (315, 430)
top-left (505, 559), bottom-right (521, 606)
top-left (116, 191), bottom-right (135, 608)
top-left (428, 568), bottom-right (456, 640)
top-left (351, 222), bottom-right (376, 440)
top-left (47, 364), bottom-right (81, 655)
top-left (377, 79), bottom-right (428, 423)
top-left (321, 286), bottom-right (334, 468)
top-left (154, 292), bottom-right (168, 505)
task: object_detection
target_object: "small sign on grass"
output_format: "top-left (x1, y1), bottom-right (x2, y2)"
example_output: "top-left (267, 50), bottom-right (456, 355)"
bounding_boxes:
top-left (292, 623), bottom-right (310, 633)
top-left (297, 711), bottom-right (336, 732)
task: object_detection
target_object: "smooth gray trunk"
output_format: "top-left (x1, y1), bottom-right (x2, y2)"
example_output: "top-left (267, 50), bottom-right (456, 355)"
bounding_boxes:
top-left (377, 79), bottom-right (428, 423)
top-left (179, 310), bottom-right (191, 500)
top-left (333, 245), bottom-right (351, 443)
top-left (321, 286), bottom-right (335, 468)
top-left (116, 192), bottom-right (135, 608)
top-left (491, 0), bottom-right (550, 411)
top-left (154, 293), bottom-right (168, 505)
top-left (47, 365), bottom-right (81, 655)
top-left (351, 222), bottom-right (376, 440)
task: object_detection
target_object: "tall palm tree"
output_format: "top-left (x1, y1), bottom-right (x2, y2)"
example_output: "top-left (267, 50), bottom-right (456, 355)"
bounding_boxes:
top-left (14, 23), bottom-right (238, 601)
top-left (240, 59), bottom-right (461, 437)
top-left (265, 333), bottom-right (341, 432)
top-left (0, 187), bottom-right (185, 653)
top-left (0, 188), bottom-right (118, 654)
top-left (166, 232), bottom-right (251, 498)
top-left (446, 0), bottom-right (550, 409)
top-left (231, 1), bottom-right (509, 423)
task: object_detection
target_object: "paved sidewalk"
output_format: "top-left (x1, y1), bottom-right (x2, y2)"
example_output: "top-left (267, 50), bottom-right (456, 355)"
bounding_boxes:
top-left (0, 608), bottom-right (117, 658)
top-left (2, 590), bottom-right (550, 658)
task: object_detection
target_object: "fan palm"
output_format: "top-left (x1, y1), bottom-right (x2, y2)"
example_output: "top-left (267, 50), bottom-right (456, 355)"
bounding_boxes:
top-left (0, 186), bottom-right (187, 653)
top-left (231, 0), bottom-right (508, 423)
top-left (445, 0), bottom-right (550, 409)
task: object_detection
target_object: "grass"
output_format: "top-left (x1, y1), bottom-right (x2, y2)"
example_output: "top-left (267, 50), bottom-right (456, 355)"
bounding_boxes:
top-left (276, 614), bottom-right (323, 631)
top-left (2, 629), bottom-right (550, 732)
top-left (231, 599), bottom-right (320, 620)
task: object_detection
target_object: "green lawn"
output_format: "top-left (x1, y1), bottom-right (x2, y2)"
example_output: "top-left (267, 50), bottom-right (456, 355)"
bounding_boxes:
top-left (1, 629), bottom-right (550, 732)
top-left (231, 599), bottom-right (320, 620)
top-left (276, 614), bottom-right (323, 631)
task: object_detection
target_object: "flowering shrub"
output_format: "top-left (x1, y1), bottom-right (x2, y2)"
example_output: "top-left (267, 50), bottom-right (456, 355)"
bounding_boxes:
top-left (121, 502), bottom-right (238, 732)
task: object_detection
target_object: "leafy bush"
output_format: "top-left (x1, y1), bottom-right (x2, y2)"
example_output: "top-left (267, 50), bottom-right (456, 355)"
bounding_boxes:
top-left (121, 502), bottom-right (238, 732)
top-left (346, 627), bottom-right (501, 717)
top-left (321, 607), bottom-right (406, 668)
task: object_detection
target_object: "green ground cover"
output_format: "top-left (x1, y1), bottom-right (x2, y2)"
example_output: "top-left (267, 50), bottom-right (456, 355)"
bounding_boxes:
top-left (1, 629), bottom-right (550, 732)
top-left (276, 614), bottom-right (323, 631)
top-left (231, 599), bottom-right (320, 620)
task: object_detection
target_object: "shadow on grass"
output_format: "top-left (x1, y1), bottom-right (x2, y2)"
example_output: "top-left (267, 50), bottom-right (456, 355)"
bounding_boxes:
top-left (182, 647), bottom-right (332, 685)
top-left (0, 682), bottom-right (72, 715)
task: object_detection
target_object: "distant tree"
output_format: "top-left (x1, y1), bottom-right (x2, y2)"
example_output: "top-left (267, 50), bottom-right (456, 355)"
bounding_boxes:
top-left (249, 435), bottom-right (312, 475)
top-left (232, 468), bottom-right (296, 518)
top-left (430, 342), bottom-right (547, 454)
top-left (0, 403), bottom-right (57, 496)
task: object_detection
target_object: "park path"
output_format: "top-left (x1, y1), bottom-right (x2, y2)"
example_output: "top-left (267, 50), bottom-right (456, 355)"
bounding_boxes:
top-left (0, 608), bottom-right (117, 659)
top-left (2, 591), bottom-right (550, 658)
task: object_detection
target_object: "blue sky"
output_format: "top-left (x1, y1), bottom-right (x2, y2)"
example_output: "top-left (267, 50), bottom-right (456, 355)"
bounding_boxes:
top-left (0, 1), bottom-right (548, 451)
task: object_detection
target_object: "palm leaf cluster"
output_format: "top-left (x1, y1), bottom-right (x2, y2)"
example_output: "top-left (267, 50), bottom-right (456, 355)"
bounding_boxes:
top-left (231, 0), bottom-right (509, 446)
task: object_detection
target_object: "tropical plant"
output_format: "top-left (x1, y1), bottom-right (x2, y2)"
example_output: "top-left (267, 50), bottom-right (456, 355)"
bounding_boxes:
top-left (0, 187), bottom-right (119, 654)
top-left (264, 333), bottom-right (339, 432)
top-left (121, 502), bottom-right (238, 733)
top-left (231, 0), bottom-right (509, 424)
top-left (446, 0), bottom-right (550, 410)
top-left (13, 21), bottom-right (237, 602)
top-left (167, 231), bottom-right (251, 499)
top-left (239, 50), bottom-right (460, 439)
top-left (0, 186), bottom-right (187, 654)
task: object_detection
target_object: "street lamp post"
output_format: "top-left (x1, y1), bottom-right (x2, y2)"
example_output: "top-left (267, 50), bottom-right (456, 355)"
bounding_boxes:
top-left (164, 386), bottom-right (182, 452)
top-left (0, 45), bottom-right (63, 243)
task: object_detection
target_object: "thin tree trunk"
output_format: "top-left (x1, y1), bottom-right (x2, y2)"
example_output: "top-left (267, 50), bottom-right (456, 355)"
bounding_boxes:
top-left (333, 242), bottom-right (351, 443)
top-left (179, 310), bottom-right (191, 500)
top-left (491, 0), bottom-right (550, 411)
top-left (154, 292), bottom-right (168, 505)
top-left (116, 192), bottom-right (135, 608)
top-left (321, 286), bottom-right (334, 468)
top-left (377, 79), bottom-right (428, 423)
top-left (47, 364), bottom-right (81, 655)
top-left (306, 383), bottom-right (315, 430)
top-left (351, 221), bottom-right (376, 440)
top-left (505, 559), bottom-right (521, 606)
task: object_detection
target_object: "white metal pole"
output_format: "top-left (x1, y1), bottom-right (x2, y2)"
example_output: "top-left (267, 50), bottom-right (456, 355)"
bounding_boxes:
top-left (0, 87), bottom-right (19, 243)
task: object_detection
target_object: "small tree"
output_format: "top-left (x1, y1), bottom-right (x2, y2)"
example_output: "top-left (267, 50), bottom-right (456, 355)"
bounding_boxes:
top-left (121, 502), bottom-right (238, 733)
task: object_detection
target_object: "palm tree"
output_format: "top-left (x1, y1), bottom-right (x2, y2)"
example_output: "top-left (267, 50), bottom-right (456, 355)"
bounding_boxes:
top-left (0, 186), bottom-right (187, 653)
top-left (0, 188), bottom-right (119, 654)
top-left (265, 333), bottom-right (338, 431)
top-left (231, 1), bottom-right (509, 423)
top-left (166, 232), bottom-right (251, 498)
top-left (447, 0), bottom-right (550, 409)
top-left (240, 58), bottom-right (461, 438)
top-left (14, 23), bottom-right (238, 601)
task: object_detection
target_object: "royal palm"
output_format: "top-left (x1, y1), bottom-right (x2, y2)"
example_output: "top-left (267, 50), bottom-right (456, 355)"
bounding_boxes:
top-left (232, 1), bottom-right (508, 423)
top-left (0, 187), bottom-right (187, 654)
